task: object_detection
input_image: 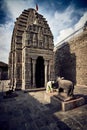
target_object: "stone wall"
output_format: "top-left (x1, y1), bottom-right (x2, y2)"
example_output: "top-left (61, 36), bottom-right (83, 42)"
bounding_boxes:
top-left (0, 80), bottom-right (10, 92)
top-left (54, 29), bottom-right (87, 86)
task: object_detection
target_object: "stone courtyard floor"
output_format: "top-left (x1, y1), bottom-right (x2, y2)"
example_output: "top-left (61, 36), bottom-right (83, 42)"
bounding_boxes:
top-left (0, 86), bottom-right (87, 130)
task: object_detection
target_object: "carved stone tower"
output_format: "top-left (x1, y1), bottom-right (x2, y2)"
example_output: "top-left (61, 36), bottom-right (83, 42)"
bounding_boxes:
top-left (9, 8), bottom-right (54, 90)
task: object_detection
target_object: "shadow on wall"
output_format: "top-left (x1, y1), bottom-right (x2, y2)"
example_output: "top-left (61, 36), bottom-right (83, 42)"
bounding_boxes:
top-left (54, 42), bottom-right (76, 84)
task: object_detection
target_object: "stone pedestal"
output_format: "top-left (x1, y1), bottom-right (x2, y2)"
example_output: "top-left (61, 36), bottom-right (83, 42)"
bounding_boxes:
top-left (51, 95), bottom-right (85, 111)
top-left (62, 96), bottom-right (85, 111)
top-left (44, 92), bottom-right (85, 111)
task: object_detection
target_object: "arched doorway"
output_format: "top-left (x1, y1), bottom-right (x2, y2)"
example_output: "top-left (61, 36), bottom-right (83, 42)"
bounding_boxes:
top-left (35, 56), bottom-right (44, 88)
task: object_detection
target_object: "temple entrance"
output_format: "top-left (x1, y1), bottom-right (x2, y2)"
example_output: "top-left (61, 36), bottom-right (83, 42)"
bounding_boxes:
top-left (35, 56), bottom-right (44, 88)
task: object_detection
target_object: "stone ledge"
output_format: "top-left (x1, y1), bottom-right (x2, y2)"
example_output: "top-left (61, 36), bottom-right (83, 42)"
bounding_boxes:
top-left (24, 87), bottom-right (46, 93)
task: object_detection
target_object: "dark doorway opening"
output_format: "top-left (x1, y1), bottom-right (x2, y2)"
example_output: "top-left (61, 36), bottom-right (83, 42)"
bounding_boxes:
top-left (35, 56), bottom-right (44, 88)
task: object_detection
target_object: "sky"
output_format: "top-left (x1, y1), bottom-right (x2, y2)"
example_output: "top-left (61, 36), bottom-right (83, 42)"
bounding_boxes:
top-left (0, 0), bottom-right (87, 63)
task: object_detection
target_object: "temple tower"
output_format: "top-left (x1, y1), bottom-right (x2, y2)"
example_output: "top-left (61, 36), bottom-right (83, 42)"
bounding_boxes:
top-left (9, 8), bottom-right (54, 90)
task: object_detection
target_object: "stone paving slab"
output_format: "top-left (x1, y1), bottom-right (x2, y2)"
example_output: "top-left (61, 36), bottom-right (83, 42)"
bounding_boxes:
top-left (0, 86), bottom-right (87, 130)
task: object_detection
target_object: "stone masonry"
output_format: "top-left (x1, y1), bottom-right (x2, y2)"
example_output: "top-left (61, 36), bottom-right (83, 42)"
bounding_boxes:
top-left (54, 27), bottom-right (87, 86)
top-left (9, 8), bottom-right (54, 90)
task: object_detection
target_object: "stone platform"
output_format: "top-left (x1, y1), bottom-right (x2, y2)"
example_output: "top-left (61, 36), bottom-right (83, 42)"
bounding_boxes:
top-left (0, 86), bottom-right (87, 130)
top-left (45, 92), bottom-right (85, 111)
top-left (52, 95), bottom-right (85, 111)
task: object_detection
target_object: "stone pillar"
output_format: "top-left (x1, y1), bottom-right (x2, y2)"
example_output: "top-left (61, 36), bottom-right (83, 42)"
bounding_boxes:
top-left (32, 59), bottom-right (36, 87)
top-left (14, 52), bottom-right (16, 90)
top-left (11, 52), bottom-right (14, 89)
top-left (49, 61), bottom-right (51, 81)
top-left (44, 60), bottom-right (48, 87)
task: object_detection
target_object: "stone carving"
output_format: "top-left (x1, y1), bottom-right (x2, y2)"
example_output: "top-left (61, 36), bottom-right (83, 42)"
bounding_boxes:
top-left (9, 8), bottom-right (54, 90)
top-left (57, 77), bottom-right (74, 101)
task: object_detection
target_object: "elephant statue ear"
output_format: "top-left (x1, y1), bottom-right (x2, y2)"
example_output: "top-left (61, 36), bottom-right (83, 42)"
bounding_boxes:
top-left (61, 77), bottom-right (64, 80)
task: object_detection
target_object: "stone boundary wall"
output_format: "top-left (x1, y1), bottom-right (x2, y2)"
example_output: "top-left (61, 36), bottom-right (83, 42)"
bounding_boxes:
top-left (54, 29), bottom-right (87, 86)
top-left (0, 80), bottom-right (10, 92)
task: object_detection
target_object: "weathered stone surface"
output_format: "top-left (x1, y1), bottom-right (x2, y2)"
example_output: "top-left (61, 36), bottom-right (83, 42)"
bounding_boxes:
top-left (62, 96), bottom-right (85, 111)
top-left (48, 94), bottom-right (85, 111)
top-left (9, 8), bottom-right (54, 90)
top-left (54, 29), bottom-right (87, 86)
top-left (0, 86), bottom-right (87, 130)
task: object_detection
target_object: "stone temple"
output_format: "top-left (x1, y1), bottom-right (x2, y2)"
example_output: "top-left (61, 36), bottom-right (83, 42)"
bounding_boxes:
top-left (9, 8), bottom-right (54, 90)
top-left (9, 8), bottom-right (87, 90)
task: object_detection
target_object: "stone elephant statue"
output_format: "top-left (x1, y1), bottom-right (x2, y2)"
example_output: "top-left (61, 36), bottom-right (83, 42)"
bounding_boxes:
top-left (57, 77), bottom-right (74, 97)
